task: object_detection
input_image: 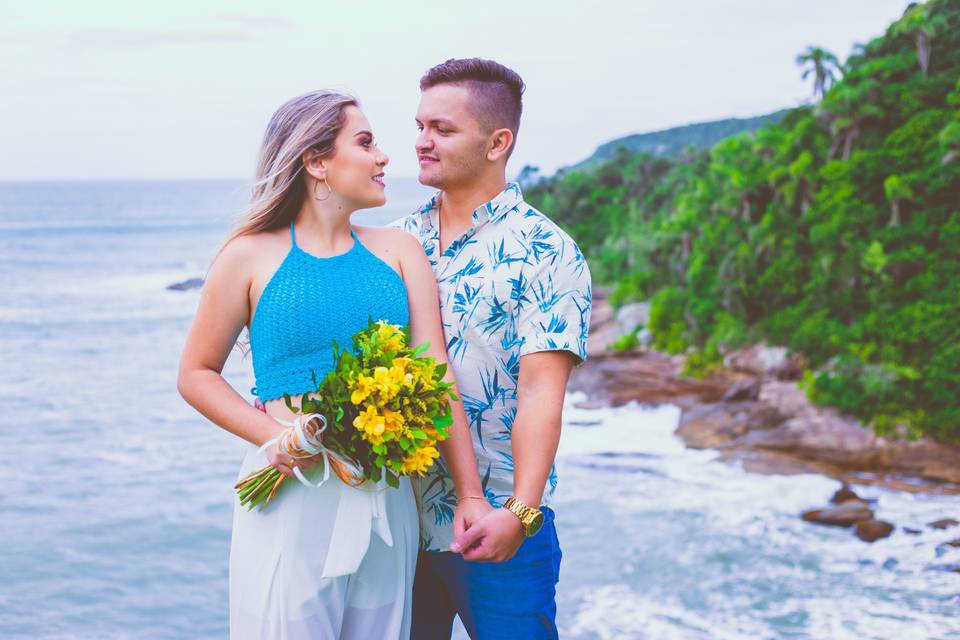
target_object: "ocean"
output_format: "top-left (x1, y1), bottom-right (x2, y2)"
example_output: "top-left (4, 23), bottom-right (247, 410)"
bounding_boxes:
top-left (0, 179), bottom-right (958, 639)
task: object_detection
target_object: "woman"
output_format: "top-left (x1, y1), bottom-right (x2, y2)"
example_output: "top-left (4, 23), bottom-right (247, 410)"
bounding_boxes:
top-left (177, 91), bottom-right (490, 639)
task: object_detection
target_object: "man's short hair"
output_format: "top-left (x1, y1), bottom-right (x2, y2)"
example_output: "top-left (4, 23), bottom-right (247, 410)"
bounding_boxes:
top-left (420, 58), bottom-right (525, 156)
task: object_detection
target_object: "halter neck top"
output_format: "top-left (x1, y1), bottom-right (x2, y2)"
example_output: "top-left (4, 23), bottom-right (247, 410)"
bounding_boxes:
top-left (249, 222), bottom-right (409, 402)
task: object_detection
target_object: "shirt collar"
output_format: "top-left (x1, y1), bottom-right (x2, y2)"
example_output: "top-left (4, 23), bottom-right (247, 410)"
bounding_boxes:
top-left (417, 182), bottom-right (524, 232)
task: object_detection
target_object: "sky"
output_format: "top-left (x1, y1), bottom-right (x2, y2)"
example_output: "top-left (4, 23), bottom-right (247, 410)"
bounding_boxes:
top-left (0, 0), bottom-right (914, 181)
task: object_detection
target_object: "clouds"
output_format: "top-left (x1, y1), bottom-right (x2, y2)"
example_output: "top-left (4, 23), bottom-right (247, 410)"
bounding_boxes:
top-left (0, 1), bottom-right (914, 180)
top-left (65, 27), bottom-right (255, 48)
top-left (63, 13), bottom-right (293, 48)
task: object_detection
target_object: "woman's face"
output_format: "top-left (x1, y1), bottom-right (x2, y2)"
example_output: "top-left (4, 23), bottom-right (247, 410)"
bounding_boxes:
top-left (322, 106), bottom-right (389, 210)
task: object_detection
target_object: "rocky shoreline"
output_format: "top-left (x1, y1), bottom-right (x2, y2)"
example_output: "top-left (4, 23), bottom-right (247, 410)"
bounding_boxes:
top-left (571, 291), bottom-right (960, 542)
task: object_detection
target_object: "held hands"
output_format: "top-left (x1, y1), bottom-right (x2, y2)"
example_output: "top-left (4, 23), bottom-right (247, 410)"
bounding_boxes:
top-left (450, 507), bottom-right (526, 563)
top-left (453, 497), bottom-right (494, 546)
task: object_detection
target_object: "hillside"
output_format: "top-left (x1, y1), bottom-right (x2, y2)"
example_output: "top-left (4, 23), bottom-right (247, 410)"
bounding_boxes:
top-left (526, 0), bottom-right (960, 443)
top-left (567, 110), bottom-right (790, 172)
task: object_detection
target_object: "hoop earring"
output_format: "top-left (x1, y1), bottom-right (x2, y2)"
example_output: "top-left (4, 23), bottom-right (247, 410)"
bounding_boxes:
top-left (314, 178), bottom-right (332, 202)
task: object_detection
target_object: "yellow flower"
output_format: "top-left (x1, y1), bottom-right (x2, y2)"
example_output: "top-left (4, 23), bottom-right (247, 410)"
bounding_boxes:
top-left (373, 366), bottom-right (401, 400)
top-left (399, 445), bottom-right (440, 476)
top-left (376, 321), bottom-right (406, 352)
top-left (382, 408), bottom-right (406, 436)
top-left (353, 405), bottom-right (386, 445)
top-left (389, 358), bottom-right (415, 388)
top-left (350, 373), bottom-right (376, 405)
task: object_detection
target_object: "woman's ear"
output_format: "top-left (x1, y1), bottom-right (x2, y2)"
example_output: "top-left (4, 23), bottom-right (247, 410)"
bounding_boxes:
top-left (486, 128), bottom-right (514, 162)
top-left (302, 149), bottom-right (328, 181)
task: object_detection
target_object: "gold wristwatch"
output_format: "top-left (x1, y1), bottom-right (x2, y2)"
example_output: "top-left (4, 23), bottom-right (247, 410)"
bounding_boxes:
top-left (503, 496), bottom-right (544, 537)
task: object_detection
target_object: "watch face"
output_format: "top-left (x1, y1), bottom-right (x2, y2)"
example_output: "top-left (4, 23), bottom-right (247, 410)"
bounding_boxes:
top-left (526, 510), bottom-right (545, 537)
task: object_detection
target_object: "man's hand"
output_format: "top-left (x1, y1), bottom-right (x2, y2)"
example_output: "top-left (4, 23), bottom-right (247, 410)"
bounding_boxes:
top-left (453, 498), bottom-right (494, 545)
top-left (451, 507), bottom-right (526, 562)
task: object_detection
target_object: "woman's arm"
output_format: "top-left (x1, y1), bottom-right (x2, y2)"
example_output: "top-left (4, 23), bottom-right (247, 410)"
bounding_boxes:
top-left (176, 237), bottom-right (299, 476)
top-left (392, 231), bottom-right (490, 526)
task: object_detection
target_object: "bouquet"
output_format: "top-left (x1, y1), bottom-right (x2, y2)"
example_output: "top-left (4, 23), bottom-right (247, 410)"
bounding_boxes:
top-left (236, 320), bottom-right (457, 510)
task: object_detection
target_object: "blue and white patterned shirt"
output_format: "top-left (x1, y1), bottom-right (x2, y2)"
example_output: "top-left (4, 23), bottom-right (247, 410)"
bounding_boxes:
top-left (391, 182), bottom-right (592, 551)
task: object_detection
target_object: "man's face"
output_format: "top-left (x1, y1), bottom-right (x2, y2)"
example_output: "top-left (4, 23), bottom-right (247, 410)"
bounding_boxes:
top-left (415, 84), bottom-right (490, 190)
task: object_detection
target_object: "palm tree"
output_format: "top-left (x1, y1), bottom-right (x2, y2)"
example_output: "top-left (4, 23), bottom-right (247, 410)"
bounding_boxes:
top-left (821, 82), bottom-right (883, 161)
top-left (893, 5), bottom-right (947, 79)
top-left (941, 121), bottom-right (960, 164)
top-left (796, 46), bottom-right (842, 100)
top-left (883, 175), bottom-right (913, 226)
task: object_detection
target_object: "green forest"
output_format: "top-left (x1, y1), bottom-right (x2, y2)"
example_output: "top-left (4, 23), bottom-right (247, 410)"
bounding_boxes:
top-left (526, 0), bottom-right (960, 443)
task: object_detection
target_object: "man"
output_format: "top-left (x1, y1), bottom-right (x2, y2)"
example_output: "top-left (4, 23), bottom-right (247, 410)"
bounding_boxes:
top-left (392, 58), bottom-right (592, 640)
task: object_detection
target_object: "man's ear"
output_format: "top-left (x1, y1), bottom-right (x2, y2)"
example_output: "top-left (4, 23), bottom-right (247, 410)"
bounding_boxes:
top-left (302, 148), bottom-right (328, 181)
top-left (486, 128), bottom-right (514, 162)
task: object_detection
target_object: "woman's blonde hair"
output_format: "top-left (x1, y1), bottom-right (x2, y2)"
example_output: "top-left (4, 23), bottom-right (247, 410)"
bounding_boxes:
top-left (227, 90), bottom-right (357, 244)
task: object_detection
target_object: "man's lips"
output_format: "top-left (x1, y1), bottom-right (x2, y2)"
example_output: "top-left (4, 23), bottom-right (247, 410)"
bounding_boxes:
top-left (418, 157), bottom-right (438, 166)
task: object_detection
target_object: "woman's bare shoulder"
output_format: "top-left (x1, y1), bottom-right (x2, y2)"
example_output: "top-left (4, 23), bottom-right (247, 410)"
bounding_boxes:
top-left (212, 227), bottom-right (290, 275)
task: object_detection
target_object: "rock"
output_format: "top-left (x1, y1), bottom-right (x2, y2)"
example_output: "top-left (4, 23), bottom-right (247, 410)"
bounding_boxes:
top-left (903, 527), bottom-right (922, 535)
top-left (831, 483), bottom-right (862, 504)
top-left (856, 519), bottom-right (895, 542)
top-left (721, 378), bottom-right (762, 402)
top-left (615, 302), bottom-right (650, 336)
top-left (574, 295), bottom-right (960, 489)
top-left (928, 518), bottom-right (959, 530)
top-left (802, 500), bottom-right (874, 527)
top-left (568, 350), bottom-right (733, 408)
top-left (167, 277), bottom-right (204, 291)
top-left (584, 289), bottom-right (617, 356)
top-left (774, 353), bottom-right (808, 381)
top-left (724, 343), bottom-right (789, 376)
top-left (935, 539), bottom-right (960, 558)
top-left (675, 402), bottom-right (785, 449)
top-left (637, 328), bottom-right (653, 347)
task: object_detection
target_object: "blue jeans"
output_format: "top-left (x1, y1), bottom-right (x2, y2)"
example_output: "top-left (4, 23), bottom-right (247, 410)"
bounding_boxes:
top-left (411, 507), bottom-right (561, 640)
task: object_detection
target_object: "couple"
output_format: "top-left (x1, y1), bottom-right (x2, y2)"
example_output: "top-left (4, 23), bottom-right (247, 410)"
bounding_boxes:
top-left (178, 58), bottom-right (592, 640)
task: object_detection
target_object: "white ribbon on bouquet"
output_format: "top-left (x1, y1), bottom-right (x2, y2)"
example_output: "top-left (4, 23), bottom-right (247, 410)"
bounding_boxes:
top-left (256, 412), bottom-right (394, 578)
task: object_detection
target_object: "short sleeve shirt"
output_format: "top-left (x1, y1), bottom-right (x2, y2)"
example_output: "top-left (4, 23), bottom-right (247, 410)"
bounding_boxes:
top-left (390, 182), bottom-right (592, 551)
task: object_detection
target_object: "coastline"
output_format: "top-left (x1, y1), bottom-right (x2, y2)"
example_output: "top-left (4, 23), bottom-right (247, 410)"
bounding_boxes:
top-left (572, 289), bottom-right (960, 496)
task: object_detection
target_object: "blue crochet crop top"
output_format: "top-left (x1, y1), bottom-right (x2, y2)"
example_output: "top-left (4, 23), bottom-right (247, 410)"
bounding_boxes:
top-left (249, 222), bottom-right (409, 402)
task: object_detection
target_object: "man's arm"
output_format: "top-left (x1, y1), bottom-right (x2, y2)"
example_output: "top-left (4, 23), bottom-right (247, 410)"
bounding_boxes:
top-left (454, 350), bottom-right (575, 562)
top-left (511, 351), bottom-right (575, 509)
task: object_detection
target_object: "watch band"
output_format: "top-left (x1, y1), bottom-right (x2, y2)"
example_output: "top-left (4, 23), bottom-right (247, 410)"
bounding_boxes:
top-left (503, 496), bottom-right (539, 532)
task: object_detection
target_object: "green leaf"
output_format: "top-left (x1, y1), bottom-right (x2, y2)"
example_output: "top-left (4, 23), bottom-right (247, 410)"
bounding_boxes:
top-left (411, 342), bottom-right (430, 357)
top-left (385, 470), bottom-right (400, 489)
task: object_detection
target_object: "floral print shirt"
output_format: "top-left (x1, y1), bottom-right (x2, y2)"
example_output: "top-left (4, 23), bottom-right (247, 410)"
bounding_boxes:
top-left (391, 182), bottom-right (592, 551)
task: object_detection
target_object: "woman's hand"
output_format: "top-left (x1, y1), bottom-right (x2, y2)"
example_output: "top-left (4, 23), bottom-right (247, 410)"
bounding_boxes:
top-left (264, 433), bottom-right (324, 477)
top-left (452, 497), bottom-right (494, 549)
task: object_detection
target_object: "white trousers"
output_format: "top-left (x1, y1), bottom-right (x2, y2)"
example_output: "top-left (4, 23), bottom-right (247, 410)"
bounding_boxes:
top-left (229, 445), bottom-right (419, 639)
